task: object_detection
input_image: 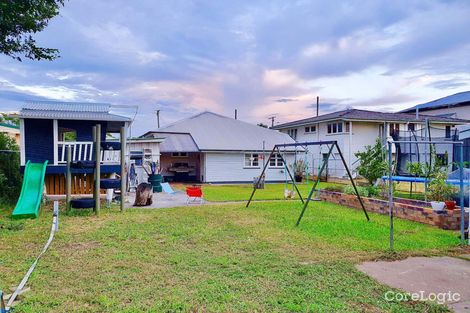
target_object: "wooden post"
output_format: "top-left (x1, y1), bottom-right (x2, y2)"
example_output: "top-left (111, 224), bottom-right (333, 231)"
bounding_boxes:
top-left (120, 126), bottom-right (126, 212)
top-left (66, 146), bottom-right (71, 212)
top-left (94, 124), bottom-right (101, 215)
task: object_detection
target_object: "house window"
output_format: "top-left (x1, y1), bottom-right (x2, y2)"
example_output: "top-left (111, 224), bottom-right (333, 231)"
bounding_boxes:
top-left (389, 123), bottom-right (399, 137)
top-left (327, 122), bottom-right (344, 134)
top-left (345, 122), bottom-right (350, 133)
top-left (144, 148), bottom-right (153, 160)
top-left (445, 126), bottom-right (452, 138)
top-left (408, 123), bottom-right (415, 131)
top-left (244, 153), bottom-right (259, 167)
top-left (287, 128), bottom-right (297, 140)
top-left (172, 152), bottom-right (188, 157)
top-left (269, 153), bottom-right (284, 168)
top-left (304, 126), bottom-right (316, 133)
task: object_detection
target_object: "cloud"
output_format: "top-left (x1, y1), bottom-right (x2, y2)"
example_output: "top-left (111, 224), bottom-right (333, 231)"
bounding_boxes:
top-left (0, 0), bottom-right (469, 134)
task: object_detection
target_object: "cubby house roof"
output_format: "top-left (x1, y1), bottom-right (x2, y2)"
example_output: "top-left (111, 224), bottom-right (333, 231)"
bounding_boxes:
top-left (17, 101), bottom-right (132, 122)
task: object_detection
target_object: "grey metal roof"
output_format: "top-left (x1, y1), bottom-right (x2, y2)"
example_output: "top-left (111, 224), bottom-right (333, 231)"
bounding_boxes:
top-left (17, 101), bottom-right (131, 122)
top-left (273, 109), bottom-right (466, 129)
top-left (401, 91), bottom-right (470, 113)
top-left (143, 112), bottom-right (296, 151)
top-left (458, 125), bottom-right (470, 140)
top-left (149, 132), bottom-right (199, 152)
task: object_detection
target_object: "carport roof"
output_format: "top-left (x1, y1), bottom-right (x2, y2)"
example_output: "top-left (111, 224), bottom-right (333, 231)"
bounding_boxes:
top-left (154, 132), bottom-right (199, 153)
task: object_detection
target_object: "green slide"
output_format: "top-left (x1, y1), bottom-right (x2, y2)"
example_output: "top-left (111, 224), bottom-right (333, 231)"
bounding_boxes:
top-left (12, 160), bottom-right (48, 219)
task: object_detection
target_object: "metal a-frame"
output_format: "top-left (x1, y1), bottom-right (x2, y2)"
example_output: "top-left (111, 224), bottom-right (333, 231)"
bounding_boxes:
top-left (246, 140), bottom-right (370, 226)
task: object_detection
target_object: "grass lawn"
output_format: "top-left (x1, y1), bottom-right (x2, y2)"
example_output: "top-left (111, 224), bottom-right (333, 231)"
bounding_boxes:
top-left (0, 199), bottom-right (461, 312)
top-left (202, 182), bottom-right (343, 202)
top-left (202, 182), bottom-right (428, 203)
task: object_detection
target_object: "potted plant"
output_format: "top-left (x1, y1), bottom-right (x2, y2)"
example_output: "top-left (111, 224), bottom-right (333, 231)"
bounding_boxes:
top-left (290, 160), bottom-right (306, 182)
top-left (143, 161), bottom-right (163, 192)
top-left (426, 172), bottom-right (457, 211)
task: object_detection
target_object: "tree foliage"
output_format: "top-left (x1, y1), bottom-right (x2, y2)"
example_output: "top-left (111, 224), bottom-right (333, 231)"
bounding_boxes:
top-left (0, 132), bottom-right (21, 203)
top-left (0, 0), bottom-right (65, 61)
top-left (355, 139), bottom-right (388, 185)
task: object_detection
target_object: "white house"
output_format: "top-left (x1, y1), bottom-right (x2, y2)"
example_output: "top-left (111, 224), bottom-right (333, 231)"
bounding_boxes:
top-left (142, 111), bottom-right (297, 183)
top-left (272, 109), bottom-right (467, 178)
top-left (401, 91), bottom-right (470, 120)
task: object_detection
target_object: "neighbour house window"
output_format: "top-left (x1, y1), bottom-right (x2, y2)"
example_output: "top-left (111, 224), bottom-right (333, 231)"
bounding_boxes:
top-left (287, 128), bottom-right (297, 140)
top-left (244, 153), bottom-right (259, 167)
top-left (269, 153), bottom-right (284, 167)
top-left (445, 126), bottom-right (452, 138)
top-left (327, 122), bottom-right (344, 134)
top-left (436, 153), bottom-right (448, 166)
top-left (304, 126), bottom-right (316, 133)
top-left (172, 152), bottom-right (188, 157)
top-left (389, 123), bottom-right (399, 137)
top-left (408, 123), bottom-right (415, 131)
top-left (345, 122), bottom-right (350, 133)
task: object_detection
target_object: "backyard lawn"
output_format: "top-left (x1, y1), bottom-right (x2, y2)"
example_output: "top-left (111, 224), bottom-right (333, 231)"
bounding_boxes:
top-left (202, 182), bottom-right (343, 202)
top-left (202, 182), bottom-right (427, 202)
top-left (0, 199), bottom-right (461, 312)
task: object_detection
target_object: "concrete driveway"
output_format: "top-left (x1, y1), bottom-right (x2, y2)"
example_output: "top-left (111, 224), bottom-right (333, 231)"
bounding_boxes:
top-left (357, 256), bottom-right (470, 312)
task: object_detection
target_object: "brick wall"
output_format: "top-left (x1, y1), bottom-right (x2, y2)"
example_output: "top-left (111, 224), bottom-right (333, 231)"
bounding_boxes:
top-left (320, 190), bottom-right (469, 230)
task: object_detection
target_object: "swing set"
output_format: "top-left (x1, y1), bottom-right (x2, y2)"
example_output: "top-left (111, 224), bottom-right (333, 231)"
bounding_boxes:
top-left (246, 140), bottom-right (370, 226)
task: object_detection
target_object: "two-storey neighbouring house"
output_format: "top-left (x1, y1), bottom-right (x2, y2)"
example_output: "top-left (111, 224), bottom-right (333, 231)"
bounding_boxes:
top-left (272, 109), bottom-right (467, 178)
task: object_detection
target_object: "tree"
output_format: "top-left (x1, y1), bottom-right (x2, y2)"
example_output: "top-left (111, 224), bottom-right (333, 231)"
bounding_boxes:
top-left (1, 113), bottom-right (19, 126)
top-left (355, 139), bottom-right (388, 185)
top-left (0, 0), bottom-right (65, 61)
top-left (257, 123), bottom-right (268, 128)
top-left (0, 132), bottom-right (21, 203)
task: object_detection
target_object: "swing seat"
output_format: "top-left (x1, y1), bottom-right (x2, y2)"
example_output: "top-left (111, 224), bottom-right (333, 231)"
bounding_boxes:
top-left (284, 189), bottom-right (295, 199)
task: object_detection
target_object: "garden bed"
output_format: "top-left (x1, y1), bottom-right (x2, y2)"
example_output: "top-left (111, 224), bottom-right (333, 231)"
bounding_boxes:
top-left (320, 190), bottom-right (469, 230)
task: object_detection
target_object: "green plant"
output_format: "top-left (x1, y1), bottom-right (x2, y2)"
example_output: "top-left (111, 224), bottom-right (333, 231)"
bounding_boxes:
top-left (354, 139), bottom-right (388, 185)
top-left (143, 161), bottom-right (161, 175)
top-left (343, 185), bottom-right (369, 197)
top-left (0, 133), bottom-right (21, 204)
top-left (290, 159), bottom-right (306, 176)
top-left (426, 172), bottom-right (457, 202)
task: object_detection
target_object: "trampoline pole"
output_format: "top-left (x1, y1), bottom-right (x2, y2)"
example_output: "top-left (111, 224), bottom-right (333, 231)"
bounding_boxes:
top-left (388, 141), bottom-right (394, 251)
top-left (459, 144), bottom-right (465, 244)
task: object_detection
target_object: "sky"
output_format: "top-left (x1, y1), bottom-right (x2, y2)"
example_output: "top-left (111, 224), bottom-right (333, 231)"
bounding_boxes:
top-left (1, 0), bottom-right (470, 135)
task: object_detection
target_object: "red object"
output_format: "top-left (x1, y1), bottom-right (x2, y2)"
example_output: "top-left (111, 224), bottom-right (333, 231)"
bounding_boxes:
top-left (445, 200), bottom-right (456, 210)
top-left (186, 186), bottom-right (203, 198)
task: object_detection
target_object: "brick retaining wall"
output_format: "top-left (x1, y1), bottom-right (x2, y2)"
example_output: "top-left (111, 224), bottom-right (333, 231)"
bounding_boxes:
top-left (320, 190), bottom-right (468, 230)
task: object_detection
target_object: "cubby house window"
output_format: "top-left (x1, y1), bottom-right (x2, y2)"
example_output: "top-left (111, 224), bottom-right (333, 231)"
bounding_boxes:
top-left (59, 128), bottom-right (77, 141)
top-left (172, 152), bottom-right (188, 157)
top-left (304, 125), bottom-right (316, 133)
top-left (327, 122), bottom-right (343, 134)
top-left (244, 153), bottom-right (259, 168)
top-left (269, 153), bottom-right (284, 168)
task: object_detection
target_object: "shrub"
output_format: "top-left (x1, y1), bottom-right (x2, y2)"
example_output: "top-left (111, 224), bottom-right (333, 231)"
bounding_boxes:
top-left (426, 172), bottom-right (457, 202)
top-left (343, 185), bottom-right (369, 197)
top-left (354, 139), bottom-right (388, 185)
top-left (323, 185), bottom-right (344, 192)
top-left (0, 133), bottom-right (21, 204)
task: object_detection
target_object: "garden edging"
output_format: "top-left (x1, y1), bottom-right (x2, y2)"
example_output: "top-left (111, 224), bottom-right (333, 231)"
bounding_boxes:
top-left (320, 190), bottom-right (468, 230)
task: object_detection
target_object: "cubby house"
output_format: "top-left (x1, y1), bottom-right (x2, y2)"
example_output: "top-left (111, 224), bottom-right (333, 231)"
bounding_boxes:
top-left (17, 101), bottom-right (131, 195)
